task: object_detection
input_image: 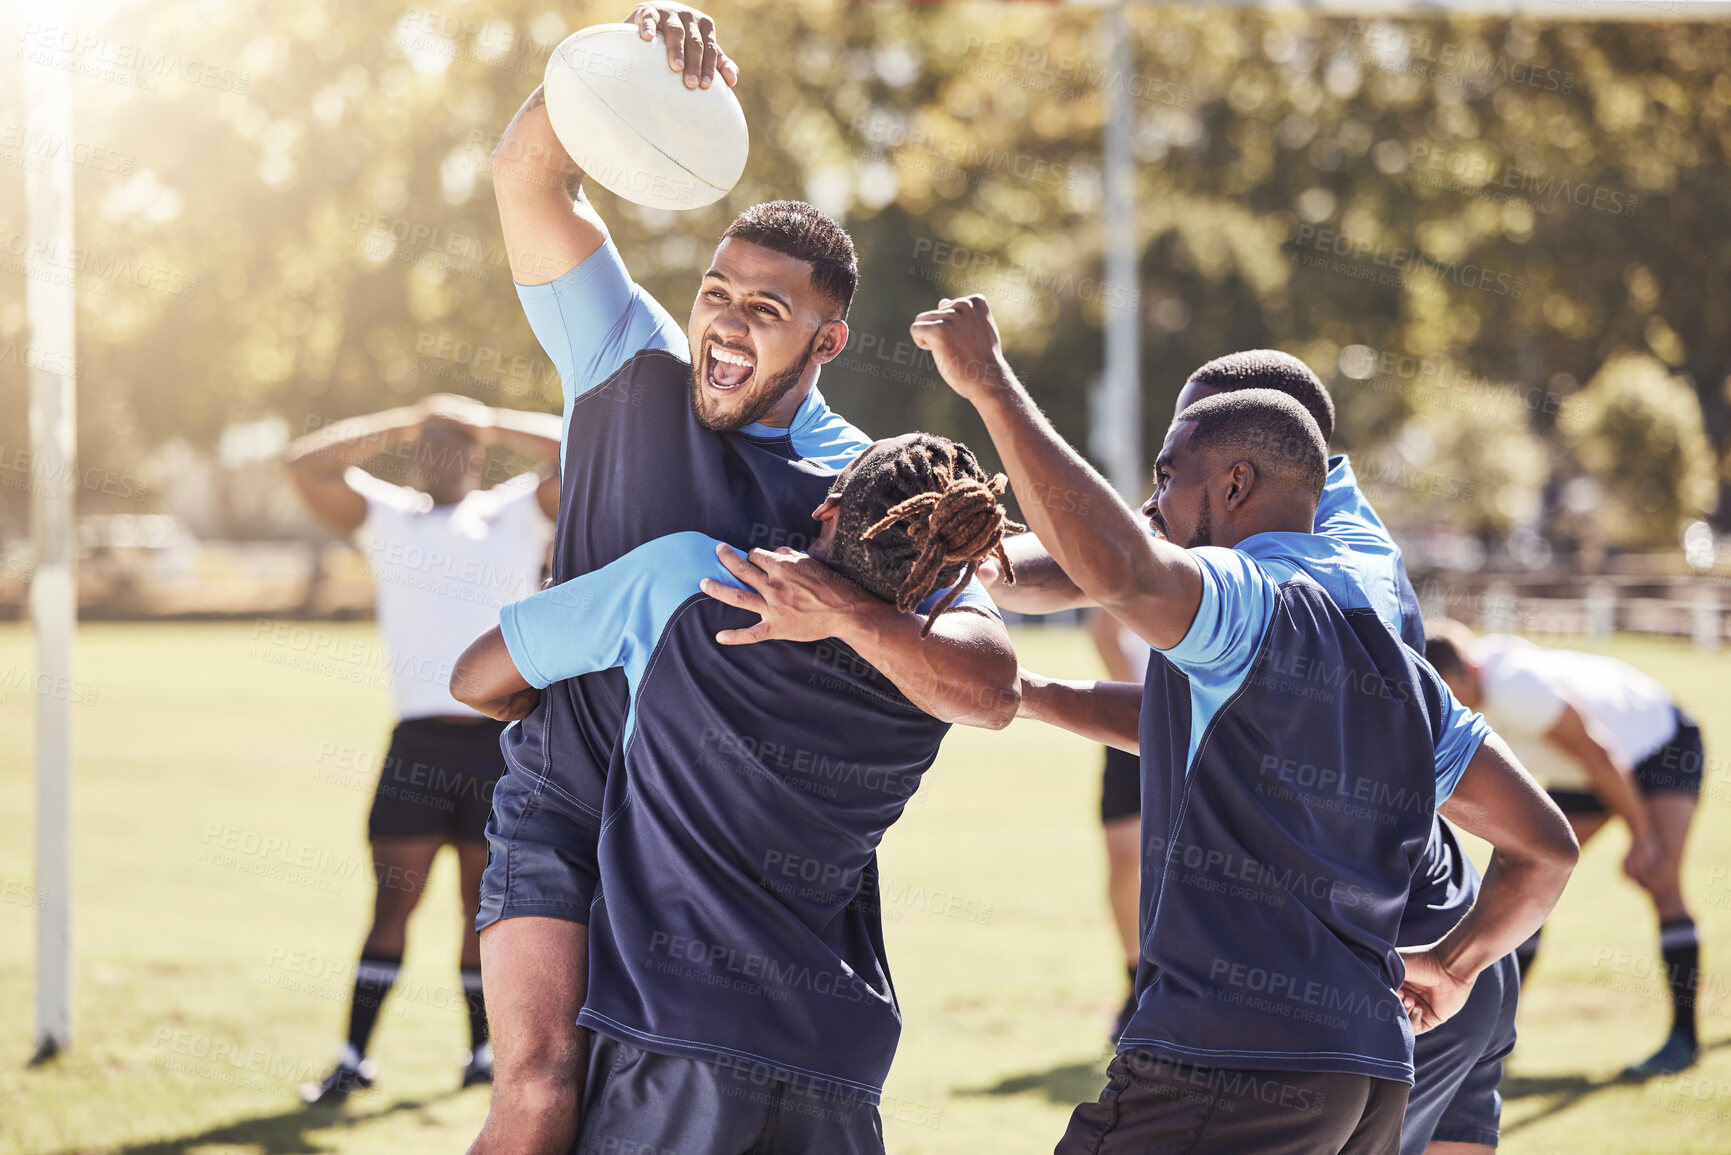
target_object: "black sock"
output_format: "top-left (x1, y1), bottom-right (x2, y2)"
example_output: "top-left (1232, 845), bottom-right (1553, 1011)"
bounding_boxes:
top-left (346, 953), bottom-right (401, 1060)
top-left (1515, 927), bottom-right (1542, 981)
top-left (462, 967), bottom-right (488, 1051)
top-left (1660, 919), bottom-right (1700, 1046)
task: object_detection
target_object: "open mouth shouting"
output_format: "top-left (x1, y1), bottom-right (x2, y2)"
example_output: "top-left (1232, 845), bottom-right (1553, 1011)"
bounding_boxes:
top-left (705, 340), bottom-right (757, 394)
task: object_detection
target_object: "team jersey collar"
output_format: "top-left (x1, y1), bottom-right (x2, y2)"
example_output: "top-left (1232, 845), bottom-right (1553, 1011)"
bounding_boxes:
top-left (737, 383), bottom-right (828, 440)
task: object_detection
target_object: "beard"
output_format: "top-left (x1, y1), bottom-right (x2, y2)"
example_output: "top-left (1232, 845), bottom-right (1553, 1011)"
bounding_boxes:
top-left (689, 330), bottom-right (820, 433)
top-left (1183, 491), bottom-right (1214, 549)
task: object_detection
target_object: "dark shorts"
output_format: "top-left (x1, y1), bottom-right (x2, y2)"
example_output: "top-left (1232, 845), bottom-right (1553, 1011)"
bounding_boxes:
top-left (474, 751), bottom-right (603, 932)
top-left (1402, 952), bottom-right (1520, 1154)
top-left (366, 717), bottom-right (507, 844)
top-left (1546, 708), bottom-right (1703, 815)
top-left (1101, 745), bottom-right (1141, 824)
top-left (1055, 1050), bottom-right (1407, 1155)
top-left (574, 1035), bottom-right (885, 1155)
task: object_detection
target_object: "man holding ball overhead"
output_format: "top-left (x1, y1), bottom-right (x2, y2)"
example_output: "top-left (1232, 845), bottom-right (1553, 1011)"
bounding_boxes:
top-left (468, 6), bottom-right (1013, 1154)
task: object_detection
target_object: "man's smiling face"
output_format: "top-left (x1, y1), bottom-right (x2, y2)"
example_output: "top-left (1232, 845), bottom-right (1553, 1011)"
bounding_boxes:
top-left (686, 238), bottom-right (846, 432)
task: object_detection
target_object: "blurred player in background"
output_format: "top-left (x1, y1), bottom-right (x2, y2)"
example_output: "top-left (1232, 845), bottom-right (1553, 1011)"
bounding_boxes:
top-left (1425, 623), bottom-right (1707, 1077)
top-left (284, 394), bottom-right (560, 1101)
top-left (1087, 609), bottom-right (1147, 1041)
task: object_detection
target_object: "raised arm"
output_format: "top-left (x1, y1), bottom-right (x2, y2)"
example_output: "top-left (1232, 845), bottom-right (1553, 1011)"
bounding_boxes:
top-left (912, 297), bottom-right (1199, 649)
top-left (283, 404), bottom-right (425, 536)
top-left (491, 5), bottom-right (737, 287)
top-left (451, 626), bottom-right (542, 721)
top-left (1399, 732), bottom-right (1578, 1031)
top-left (703, 545), bottom-right (1020, 729)
top-left (1016, 672), bottom-right (1141, 753)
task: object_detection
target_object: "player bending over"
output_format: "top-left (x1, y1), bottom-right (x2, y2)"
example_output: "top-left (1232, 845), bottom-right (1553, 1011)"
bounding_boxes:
top-left (284, 394), bottom-right (560, 1100)
top-left (1426, 622), bottom-right (1707, 1078)
top-left (917, 297), bottom-right (1578, 1154)
top-left (453, 433), bottom-right (1019, 1154)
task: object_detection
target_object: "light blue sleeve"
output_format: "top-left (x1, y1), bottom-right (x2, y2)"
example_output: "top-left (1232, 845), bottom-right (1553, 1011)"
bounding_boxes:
top-left (1417, 654), bottom-right (1491, 806)
top-left (1162, 547), bottom-right (1277, 684)
top-left (498, 532), bottom-right (742, 688)
top-left (515, 239), bottom-right (689, 409)
top-left (918, 575), bottom-right (1000, 619)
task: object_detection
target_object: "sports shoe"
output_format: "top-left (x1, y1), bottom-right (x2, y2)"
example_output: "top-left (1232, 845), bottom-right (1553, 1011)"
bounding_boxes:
top-left (461, 1043), bottom-right (494, 1088)
top-left (300, 1058), bottom-right (375, 1105)
top-left (1623, 1032), bottom-right (1698, 1078)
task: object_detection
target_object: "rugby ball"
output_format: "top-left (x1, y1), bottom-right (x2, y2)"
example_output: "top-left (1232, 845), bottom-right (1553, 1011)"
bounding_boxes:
top-left (542, 23), bottom-right (748, 211)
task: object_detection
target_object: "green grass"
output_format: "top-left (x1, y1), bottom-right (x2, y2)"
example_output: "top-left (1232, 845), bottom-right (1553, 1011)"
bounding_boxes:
top-left (0, 623), bottom-right (1726, 1153)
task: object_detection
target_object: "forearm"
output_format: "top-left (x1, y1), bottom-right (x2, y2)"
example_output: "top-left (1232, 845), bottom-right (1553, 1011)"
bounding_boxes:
top-left (986, 534), bottom-right (1095, 615)
top-left (452, 627), bottom-right (541, 721)
top-left (485, 409), bottom-right (564, 463)
top-left (285, 408), bottom-right (422, 476)
top-left (833, 604), bottom-right (1018, 729)
top-left (1017, 671), bottom-right (1141, 753)
top-left (969, 371), bottom-right (1152, 605)
top-left (1577, 749), bottom-right (1651, 841)
top-left (1430, 848), bottom-right (1574, 980)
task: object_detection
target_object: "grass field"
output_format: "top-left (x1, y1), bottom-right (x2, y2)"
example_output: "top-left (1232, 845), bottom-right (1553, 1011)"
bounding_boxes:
top-left (1, 622), bottom-right (1727, 1153)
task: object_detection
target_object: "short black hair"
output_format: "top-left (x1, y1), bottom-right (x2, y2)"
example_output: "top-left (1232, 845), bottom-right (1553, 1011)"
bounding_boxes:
top-left (1173, 388), bottom-right (1328, 499)
top-left (721, 200), bottom-right (858, 318)
top-left (1422, 620), bottom-right (1476, 679)
top-left (1187, 350), bottom-right (1336, 443)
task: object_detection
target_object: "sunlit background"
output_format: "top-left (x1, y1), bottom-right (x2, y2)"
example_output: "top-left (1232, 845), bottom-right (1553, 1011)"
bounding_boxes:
top-left (2, 1), bottom-right (1729, 1153)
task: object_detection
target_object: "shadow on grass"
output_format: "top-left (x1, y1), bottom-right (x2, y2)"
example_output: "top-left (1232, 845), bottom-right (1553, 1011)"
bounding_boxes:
top-left (957, 1059), bottom-right (1107, 1107)
top-left (52, 1091), bottom-right (470, 1155)
top-left (1500, 1035), bottom-right (1731, 1137)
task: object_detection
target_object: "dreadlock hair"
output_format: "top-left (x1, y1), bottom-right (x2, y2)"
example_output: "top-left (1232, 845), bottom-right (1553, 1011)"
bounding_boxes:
top-left (721, 200), bottom-right (859, 318)
top-left (826, 434), bottom-right (1026, 637)
top-left (1187, 350), bottom-right (1337, 443)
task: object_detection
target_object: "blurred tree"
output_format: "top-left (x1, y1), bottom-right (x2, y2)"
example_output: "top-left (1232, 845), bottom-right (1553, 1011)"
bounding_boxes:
top-left (1559, 352), bottom-right (1717, 548)
top-left (1, 1), bottom-right (1728, 551)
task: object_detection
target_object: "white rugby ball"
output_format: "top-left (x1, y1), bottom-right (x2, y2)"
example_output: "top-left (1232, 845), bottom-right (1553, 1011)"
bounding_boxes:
top-left (543, 23), bottom-right (748, 211)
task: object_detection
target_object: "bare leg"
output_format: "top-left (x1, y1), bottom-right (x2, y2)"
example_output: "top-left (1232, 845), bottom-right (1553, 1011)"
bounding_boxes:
top-left (457, 842), bottom-right (489, 971)
top-left (362, 837), bottom-right (442, 959)
top-left (1643, 793), bottom-right (1697, 923)
top-left (467, 917), bottom-right (590, 1155)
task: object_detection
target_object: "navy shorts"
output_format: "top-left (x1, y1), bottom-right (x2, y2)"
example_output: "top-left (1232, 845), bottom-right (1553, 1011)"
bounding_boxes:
top-left (1546, 708), bottom-right (1703, 815)
top-left (366, 717), bottom-right (507, 844)
top-left (474, 743), bottom-right (603, 932)
top-left (1401, 952), bottom-right (1520, 1154)
top-left (575, 1035), bottom-right (885, 1155)
top-left (1101, 745), bottom-right (1141, 824)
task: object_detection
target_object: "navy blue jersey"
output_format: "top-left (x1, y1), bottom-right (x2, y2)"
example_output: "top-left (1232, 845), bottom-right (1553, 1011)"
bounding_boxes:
top-left (1127, 532), bottom-right (1489, 1084)
top-left (501, 532), bottom-right (958, 1103)
top-left (480, 241), bottom-right (985, 929)
top-left (1317, 456), bottom-right (1480, 948)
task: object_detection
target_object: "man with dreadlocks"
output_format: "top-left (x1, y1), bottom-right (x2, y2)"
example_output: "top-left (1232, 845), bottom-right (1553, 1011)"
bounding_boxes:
top-left (450, 433), bottom-right (1020, 1153)
top-left (914, 295), bottom-right (1578, 1155)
